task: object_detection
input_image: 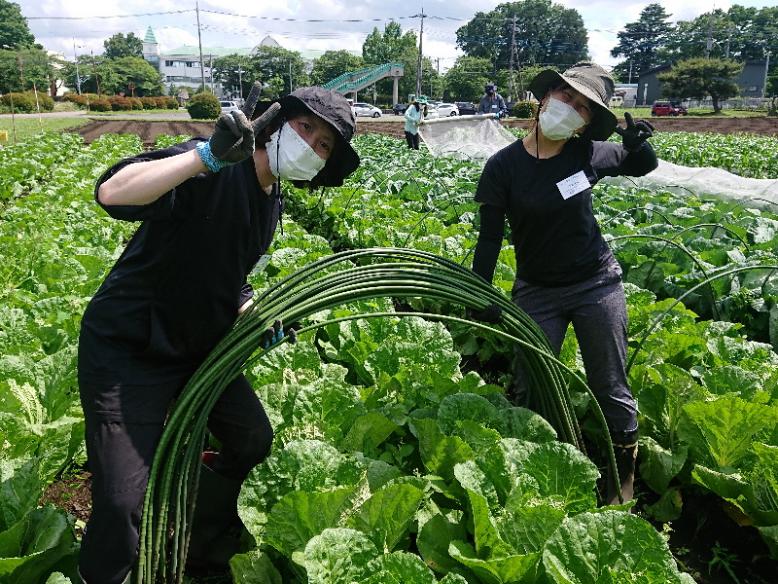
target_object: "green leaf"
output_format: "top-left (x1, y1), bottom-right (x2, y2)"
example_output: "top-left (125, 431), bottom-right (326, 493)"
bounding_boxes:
top-left (495, 407), bottom-right (557, 443)
top-left (43, 574), bottom-right (71, 584)
top-left (265, 486), bottom-right (359, 556)
top-left (681, 395), bottom-right (777, 470)
top-left (348, 482), bottom-right (424, 552)
top-left (542, 511), bottom-right (687, 584)
top-left (498, 496), bottom-right (566, 555)
top-left (643, 488), bottom-right (683, 523)
top-left (230, 549), bottom-right (282, 584)
top-left (364, 551), bottom-right (438, 584)
top-left (412, 418), bottom-right (474, 481)
top-left (437, 393), bottom-right (499, 436)
top-left (340, 411), bottom-right (398, 456)
top-left (448, 540), bottom-right (539, 584)
top-left (416, 513), bottom-right (468, 574)
top-left (638, 436), bottom-right (688, 494)
top-left (299, 527), bottom-right (379, 584)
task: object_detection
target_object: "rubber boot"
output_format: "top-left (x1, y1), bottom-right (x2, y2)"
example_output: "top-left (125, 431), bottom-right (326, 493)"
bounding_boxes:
top-left (606, 441), bottom-right (638, 506)
top-left (185, 461), bottom-right (247, 576)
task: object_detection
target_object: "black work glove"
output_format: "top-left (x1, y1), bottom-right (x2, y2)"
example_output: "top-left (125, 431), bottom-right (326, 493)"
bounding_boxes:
top-left (614, 112), bottom-right (655, 152)
top-left (197, 82), bottom-right (281, 172)
top-left (466, 304), bottom-right (503, 325)
top-left (260, 319), bottom-right (298, 349)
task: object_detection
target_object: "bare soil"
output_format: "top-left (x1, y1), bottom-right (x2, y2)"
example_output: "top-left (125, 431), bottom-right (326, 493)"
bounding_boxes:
top-left (73, 117), bottom-right (778, 148)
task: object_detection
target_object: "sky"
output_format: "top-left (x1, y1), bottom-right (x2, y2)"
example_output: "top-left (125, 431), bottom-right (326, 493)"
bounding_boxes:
top-left (18, 0), bottom-right (776, 73)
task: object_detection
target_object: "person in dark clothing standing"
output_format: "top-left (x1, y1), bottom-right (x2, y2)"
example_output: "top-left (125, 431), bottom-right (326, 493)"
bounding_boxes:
top-left (477, 82), bottom-right (507, 117)
top-left (77, 85), bottom-right (360, 584)
top-left (469, 62), bottom-right (657, 505)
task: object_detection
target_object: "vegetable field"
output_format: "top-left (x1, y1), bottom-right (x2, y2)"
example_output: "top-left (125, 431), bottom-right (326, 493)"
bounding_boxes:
top-left (1, 129), bottom-right (777, 583)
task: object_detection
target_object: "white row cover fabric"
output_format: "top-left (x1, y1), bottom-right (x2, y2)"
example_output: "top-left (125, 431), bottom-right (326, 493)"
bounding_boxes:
top-left (418, 116), bottom-right (778, 206)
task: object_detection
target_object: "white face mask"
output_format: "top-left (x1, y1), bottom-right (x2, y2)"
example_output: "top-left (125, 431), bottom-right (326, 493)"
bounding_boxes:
top-left (539, 97), bottom-right (586, 141)
top-left (266, 122), bottom-right (327, 181)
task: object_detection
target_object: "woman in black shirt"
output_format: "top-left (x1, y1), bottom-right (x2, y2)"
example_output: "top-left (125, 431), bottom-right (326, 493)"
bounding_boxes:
top-left (77, 87), bottom-right (360, 584)
top-left (471, 62), bottom-right (657, 506)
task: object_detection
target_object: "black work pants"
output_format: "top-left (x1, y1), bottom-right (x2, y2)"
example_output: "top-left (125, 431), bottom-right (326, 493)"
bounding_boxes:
top-left (78, 374), bottom-right (273, 584)
top-left (405, 131), bottom-right (420, 150)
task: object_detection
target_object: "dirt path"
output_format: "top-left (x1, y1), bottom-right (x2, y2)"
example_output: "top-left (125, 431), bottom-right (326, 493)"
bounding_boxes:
top-left (74, 117), bottom-right (778, 147)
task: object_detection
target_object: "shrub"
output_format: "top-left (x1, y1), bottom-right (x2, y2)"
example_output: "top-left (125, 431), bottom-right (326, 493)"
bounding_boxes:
top-left (129, 97), bottom-right (144, 110)
top-left (0, 91), bottom-right (54, 113)
top-left (141, 96), bottom-right (158, 109)
top-left (511, 100), bottom-right (537, 119)
top-left (109, 96), bottom-right (133, 111)
top-left (91, 98), bottom-right (112, 112)
top-left (164, 97), bottom-right (179, 109)
top-left (186, 92), bottom-right (220, 119)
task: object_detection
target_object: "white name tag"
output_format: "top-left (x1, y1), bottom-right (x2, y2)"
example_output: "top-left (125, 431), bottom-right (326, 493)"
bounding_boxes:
top-left (556, 170), bottom-right (591, 200)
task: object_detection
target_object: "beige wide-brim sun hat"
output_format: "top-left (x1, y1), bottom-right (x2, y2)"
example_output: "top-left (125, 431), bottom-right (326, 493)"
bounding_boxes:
top-left (528, 61), bottom-right (618, 141)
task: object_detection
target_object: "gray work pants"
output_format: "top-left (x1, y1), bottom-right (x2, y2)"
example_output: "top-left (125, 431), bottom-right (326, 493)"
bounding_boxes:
top-left (511, 256), bottom-right (638, 441)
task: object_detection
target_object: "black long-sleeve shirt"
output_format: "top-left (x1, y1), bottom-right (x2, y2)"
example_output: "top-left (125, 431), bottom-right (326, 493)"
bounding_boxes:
top-left (472, 138), bottom-right (657, 287)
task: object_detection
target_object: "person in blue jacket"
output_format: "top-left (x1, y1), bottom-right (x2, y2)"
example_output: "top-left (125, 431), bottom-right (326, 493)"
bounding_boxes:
top-left (469, 62), bottom-right (657, 505)
top-left (404, 96), bottom-right (425, 149)
top-left (77, 86), bottom-right (360, 584)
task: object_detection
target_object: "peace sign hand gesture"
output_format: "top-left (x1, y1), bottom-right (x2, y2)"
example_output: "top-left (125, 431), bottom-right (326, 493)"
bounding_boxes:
top-left (199, 82), bottom-right (281, 172)
top-left (614, 112), bottom-right (655, 152)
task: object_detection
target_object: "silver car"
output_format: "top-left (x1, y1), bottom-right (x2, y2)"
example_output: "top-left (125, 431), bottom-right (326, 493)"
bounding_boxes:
top-left (352, 102), bottom-right (382, 118)
top-left (220, 100), bottom-right (240, 114)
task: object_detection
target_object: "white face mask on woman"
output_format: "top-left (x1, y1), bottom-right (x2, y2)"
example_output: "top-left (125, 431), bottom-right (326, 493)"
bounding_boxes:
top-left (539, 97), bottom-right (586, 141)
top-left (266, 122), bottom-right (327, 181)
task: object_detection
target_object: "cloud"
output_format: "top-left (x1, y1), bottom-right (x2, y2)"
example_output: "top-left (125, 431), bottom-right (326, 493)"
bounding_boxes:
top-left (19, 0), bottom-right (757, 73)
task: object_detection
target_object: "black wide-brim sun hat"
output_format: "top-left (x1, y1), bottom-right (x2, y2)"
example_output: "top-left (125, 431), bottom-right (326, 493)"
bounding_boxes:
top-left (528, 61), bottom-right (618, 141)
top-left (277, 87), bottom-right (360, 188)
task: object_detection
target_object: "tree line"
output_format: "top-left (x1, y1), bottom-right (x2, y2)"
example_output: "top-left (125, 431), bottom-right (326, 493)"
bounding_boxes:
top-left (0, 0), bottom-right (776, 108)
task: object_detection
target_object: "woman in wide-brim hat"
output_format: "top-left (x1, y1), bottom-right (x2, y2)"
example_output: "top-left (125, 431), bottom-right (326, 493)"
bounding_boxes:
top-left (77, 86), bottom-right (360, 584)
top-left (468, 61), bottom-right (658, 506)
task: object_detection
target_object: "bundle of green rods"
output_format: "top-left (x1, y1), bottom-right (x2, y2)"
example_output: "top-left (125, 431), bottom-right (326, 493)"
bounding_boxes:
top-left (136, 247), bottom-right (615, 583)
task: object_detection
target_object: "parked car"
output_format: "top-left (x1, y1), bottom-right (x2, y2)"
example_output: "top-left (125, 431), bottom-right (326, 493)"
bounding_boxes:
top-left (219, 100), bottom-right (240, 113)
top-left (455, 101), bottom-right (477, 115)
top-left (435, 103), bottom-right (460, 117)
top-left (353, 102), bottom-right (382, 118)
top-left (392, 103), bottom-right (409, 115)
top-left (651, 101), bottom-right (688, 116)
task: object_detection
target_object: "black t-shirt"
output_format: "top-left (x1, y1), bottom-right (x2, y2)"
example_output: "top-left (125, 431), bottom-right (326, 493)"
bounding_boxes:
top-left (78, 139), bottom-right (281, 384)
top-left (474, 137), bottom-right (655, 286)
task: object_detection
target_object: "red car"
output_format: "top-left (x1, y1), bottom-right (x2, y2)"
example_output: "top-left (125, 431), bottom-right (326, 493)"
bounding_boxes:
top-left (651, 101), bottom-right (688, 116)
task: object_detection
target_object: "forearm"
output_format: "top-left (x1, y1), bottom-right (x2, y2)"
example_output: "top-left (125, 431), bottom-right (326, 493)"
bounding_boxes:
top-left (97, 148), bottom-right (207, 207)
top-left (620, 142), bottom-right (658, 176)
top-left (471, 204), bottom-right (505, 284)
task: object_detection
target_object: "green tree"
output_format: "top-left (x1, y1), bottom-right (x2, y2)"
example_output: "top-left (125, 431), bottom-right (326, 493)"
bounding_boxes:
top-left (766, 72), bottom-right (778, 116)
top-left (0, 0), bottom-right (35, 48)
top-left (610, 4), bottom-right (673, 83)
top-left (248, 46), bottom-right (307, 97)
top-left (212, 53), bottom-right (253, 99)
top-left (108, 56), bottom-right (163, 96)
top-left (103, 32), bottom-right (143, 59)
top-left (664, 6), bottom-right (778, 63)
top-left (444, 56), bottom-right (492, 101)
top-left (456, 0), bottom-right (588, 75)
top-left (0, 46), bottom-right (54, 95)
top-left (310, 50), bottom-right (364, 86)
top-left (362, 21), bottom-right (418, 102)
top-left (658, 57), bottom-right (741, 113)
top-left (61, 54), bottom-right (118, 95)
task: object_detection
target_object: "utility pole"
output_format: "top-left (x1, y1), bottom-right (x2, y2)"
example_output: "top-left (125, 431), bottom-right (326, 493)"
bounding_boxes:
top-left (196, 0), bottom-right (205, 91)
top-left (764, 50), bottom-right (772, 99)
top-left (73, 38), bottom-right (82, 95)
top-left (209, 53), bottom-right (214, 94)
top-left (508, 15), bottom-right (517, 102)
top-left (725, 24), bottom-right (732, 59)
top-left (628, 58), bottom-right (633, 84)
top-left (414, 6), bottom-right (425, 98)
top-left (289, 61), bottom-right (293, 93)
top-left (705, 11), bottom-right (714, 58)
top-left (235, 65), bottom-right (243, 100)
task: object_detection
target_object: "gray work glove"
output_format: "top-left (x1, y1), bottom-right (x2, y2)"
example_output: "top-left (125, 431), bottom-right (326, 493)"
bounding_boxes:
top-left (196, 82), bottom-right (281, 172)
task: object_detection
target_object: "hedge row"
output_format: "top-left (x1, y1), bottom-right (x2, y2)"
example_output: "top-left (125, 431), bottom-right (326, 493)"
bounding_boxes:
top-left (0, 92), bottom-right (55, 113)
top-left (62, 93), bottom-right (179, 110)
